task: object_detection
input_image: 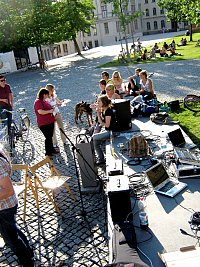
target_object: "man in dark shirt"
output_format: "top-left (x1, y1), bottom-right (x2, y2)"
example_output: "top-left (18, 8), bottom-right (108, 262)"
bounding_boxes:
top-left (0, 75), bottom-right (13, 132)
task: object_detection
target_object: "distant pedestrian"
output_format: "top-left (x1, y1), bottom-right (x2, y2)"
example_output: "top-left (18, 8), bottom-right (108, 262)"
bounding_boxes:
top-left (0, 75), bottom-right (13, 132)
top-left (0, 144), bottom-right (34, 267)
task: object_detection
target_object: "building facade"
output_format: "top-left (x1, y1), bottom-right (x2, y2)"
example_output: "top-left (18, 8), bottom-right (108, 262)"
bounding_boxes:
top-left (41, 0), bottom-right (177, 60)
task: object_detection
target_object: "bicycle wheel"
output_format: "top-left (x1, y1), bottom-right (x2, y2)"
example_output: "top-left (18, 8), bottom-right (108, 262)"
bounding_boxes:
top-left (183, 95), bottom-right (200, 112)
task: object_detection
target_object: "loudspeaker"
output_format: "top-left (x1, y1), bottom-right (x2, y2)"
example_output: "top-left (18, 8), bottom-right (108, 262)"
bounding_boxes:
top-left (76, 134), bottom-right (98, 188)
top-left (112, 99), bottom-right (132, 131)
top-left (108, 190), bottom-right (132, 223)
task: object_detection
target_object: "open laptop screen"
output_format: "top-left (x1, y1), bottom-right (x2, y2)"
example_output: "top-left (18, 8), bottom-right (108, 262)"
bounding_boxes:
top-left (146, 163), bottom-right (169, 187)
top-left (168, 128), bottom-right (185, 147)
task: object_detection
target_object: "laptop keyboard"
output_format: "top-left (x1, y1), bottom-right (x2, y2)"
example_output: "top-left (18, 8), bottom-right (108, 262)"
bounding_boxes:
top-left (159, 180), bottom-right (179, 193)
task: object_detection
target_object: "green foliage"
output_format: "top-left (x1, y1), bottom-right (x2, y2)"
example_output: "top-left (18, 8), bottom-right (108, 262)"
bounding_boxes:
top-left (158, 0), bottom-right (200, 24)
top-left (0, 0), bottom-right (95, 53)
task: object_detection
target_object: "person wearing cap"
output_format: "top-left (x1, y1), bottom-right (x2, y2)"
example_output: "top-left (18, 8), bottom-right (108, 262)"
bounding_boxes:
top-left (0, 145), bottom-right (34, 266)
top-left (0, 75), bottom-right (13, 132)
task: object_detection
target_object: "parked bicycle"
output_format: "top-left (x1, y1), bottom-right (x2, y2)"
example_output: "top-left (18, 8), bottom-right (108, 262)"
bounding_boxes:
top-left (118, 48), bottom-right (128, 63)
top-left (183, 94), bottom-right (200, 112)
top-left (1, 108), bottom-right (34, 162)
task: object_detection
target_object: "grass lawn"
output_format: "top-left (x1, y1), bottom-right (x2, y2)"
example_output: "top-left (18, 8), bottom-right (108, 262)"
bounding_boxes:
top-left (98, 32), bottom-right (200, 68)
top-left (170, 103), bottom-right (200, 148)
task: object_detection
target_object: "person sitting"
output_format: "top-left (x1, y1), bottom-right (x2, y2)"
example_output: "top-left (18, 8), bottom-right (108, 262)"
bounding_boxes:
top-left (153, 43), bottom-right (160, 53)
top-left (99, 79), bottom-right (107, 95)
top-left (106, 84), bottom-right (121, 100)
top-left (126, 76), bottom-right (140, 96)
top-left (169, 46), bottom-right (176, 57)
top-left (101, 71), bottom-right (112, 84)
top-left (141, 49), bottom-right (148, 60)
top-left (149, 47), bottom-right (156, 58)
top-left (169, 40), bottom-right (176, 50)
top-left (163, 41), bottom-right (169, 50)
top-left (112, 71), bottom-right (124, 95)
top-left (131, 70), bottom-right (155, 104)
top-left (178, 38), bottom-right (187, 46)
top-left (92, 95), bottom-right (116, 165)
top-left (160, 46), bottom-right (168, 57)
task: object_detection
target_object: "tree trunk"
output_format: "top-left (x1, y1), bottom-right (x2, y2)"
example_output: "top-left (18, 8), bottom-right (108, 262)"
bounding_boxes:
top-left (73, 37), bottom-right (81, 55)
top-left (190, 23), bottom-right (193, 42)
top-left (124, 31), bottom-right (130, 61)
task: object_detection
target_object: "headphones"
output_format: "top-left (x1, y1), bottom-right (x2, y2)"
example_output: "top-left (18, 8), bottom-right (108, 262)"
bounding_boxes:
top-left (190, 212), bottom-right (200, 225)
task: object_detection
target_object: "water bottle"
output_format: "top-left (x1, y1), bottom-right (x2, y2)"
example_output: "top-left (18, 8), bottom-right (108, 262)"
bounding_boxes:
top-left (160, 130), bottom-right (167, 150)
top-left (110, 130), bottom-right (115, 156)
top-left (138, 197), bottom-right (149, 229)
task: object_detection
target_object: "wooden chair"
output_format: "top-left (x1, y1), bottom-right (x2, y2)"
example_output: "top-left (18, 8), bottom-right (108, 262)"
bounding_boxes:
top-left (29, 156), bottom-right (76, 213)
top-left (12, 164), bottom-right (36, 220)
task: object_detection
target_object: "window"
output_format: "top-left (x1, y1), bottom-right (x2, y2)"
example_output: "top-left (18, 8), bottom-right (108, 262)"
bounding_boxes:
top-left (57, 45), bottom-right (61, 54)
top-left (104, 22), bottom-right (109, 34)
top-left (95, 40), bottom-right (99, 47)
top-left (161, 20), bottom-right (165, 28)
top-left (88, 41), bottom-right (92, 49)
top-left (87, 30), bottom-right (91, 36)
top-left (160, 9), bottom-right (164, 15)
top-left (131, 5), bottom-right (135, 12)
top-left (101, 5), bottom-right (107, 18)
top-left (145, 0), bottom-right (148, 3)
top-left (153, 8), bottom-right (157, 16)
top-left (63, 44), bottom-right (68, 53)
top-left (147, 22), bottom-right (151, 30)
top-left (93, 25), bottom-right (97, 36)
top-left (116, 21), bottom-right (120, 33)
top-left (152, 0), bottom-right (155, 2)
top-left (146, 9), bottom-right (149, 16)
top-left (154, 21), bottom-right (158, 29)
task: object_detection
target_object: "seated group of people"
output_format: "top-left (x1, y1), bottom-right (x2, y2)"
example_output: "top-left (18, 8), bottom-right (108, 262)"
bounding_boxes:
top-left (144, 39), bottom-right (182, 59)
top-left (91, 69), bottom-right (155, 165)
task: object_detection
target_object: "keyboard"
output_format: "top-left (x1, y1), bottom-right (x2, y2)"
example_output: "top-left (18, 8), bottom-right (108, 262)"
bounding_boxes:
top-left (174, 147), bottom-right (200, 166)
top-left (159, 180), bottom-right (178, 193)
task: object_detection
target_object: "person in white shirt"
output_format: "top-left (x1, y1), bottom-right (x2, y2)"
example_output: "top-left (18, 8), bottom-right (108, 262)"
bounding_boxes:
top-left (45, 84), bottom-right (67, 150)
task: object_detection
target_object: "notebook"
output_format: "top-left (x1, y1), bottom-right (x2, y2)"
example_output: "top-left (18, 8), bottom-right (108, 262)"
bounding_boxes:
top-left (168, 128), bottom-right (196, 149)
top-left (145, 162), bottom-right (187, 197)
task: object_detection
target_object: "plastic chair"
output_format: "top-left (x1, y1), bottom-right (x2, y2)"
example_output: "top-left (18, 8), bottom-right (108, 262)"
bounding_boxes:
top-left (29, 156), bottom-right (76, 213)
top-left (12, 164), bottom-right (35, 220)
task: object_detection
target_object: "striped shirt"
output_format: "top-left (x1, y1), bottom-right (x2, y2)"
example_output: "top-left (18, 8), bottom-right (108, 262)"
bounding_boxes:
top-left (0, 157), bottom-right (18, 210)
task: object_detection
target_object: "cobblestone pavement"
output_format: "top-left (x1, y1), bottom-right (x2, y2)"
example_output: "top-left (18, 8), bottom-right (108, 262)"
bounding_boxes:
top-left (0, 36), bottom-right (200, 266)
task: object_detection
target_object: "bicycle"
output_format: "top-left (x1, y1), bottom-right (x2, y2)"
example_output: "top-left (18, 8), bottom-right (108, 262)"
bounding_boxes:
top-left (183, 94), bottom-right (200, 112)
top-left (1, 108), bottom-right (34, 162)
top-left (118, 49), bottom-right (128, 64)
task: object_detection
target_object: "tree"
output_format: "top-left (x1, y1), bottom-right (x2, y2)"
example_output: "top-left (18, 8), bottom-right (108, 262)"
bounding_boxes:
top-left (103, 0), bottom-right (141, 60)
top-left (0, 0), bottom-right (95, 56)
top-left (53, 0), bottom-right (95, 55)
top-left (158, 0), bottom-right (200, 41)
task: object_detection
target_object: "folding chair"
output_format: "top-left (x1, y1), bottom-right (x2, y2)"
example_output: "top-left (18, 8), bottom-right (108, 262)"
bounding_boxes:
top-left (29, 156), bottom-right (76, 213)
top-left (12, 164), bottom-right (35, 220)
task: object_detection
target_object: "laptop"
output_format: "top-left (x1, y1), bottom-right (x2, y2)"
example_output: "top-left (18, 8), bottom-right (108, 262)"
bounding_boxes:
top-left (168, 128), bottom-right (196, 149)
top-left (145, 162), bottom-right (187, 197)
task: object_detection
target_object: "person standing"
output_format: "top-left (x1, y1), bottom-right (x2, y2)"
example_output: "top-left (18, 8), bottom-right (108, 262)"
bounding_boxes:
top-left (0, 75), bottom-right (13, 132)
top-left (45, 84), bottom-right (67, 150)
top-left (0, 144), bottom-right (34, 267)
top-left (34, 88), bottom-right (56, 157)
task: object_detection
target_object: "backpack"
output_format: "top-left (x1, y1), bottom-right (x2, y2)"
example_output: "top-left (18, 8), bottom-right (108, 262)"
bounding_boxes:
top-left (128, 134), bottom-right (148, 158)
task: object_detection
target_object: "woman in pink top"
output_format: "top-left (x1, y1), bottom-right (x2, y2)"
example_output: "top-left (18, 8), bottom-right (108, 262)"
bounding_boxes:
top-left (34, 88), bottom-right (56, 157)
